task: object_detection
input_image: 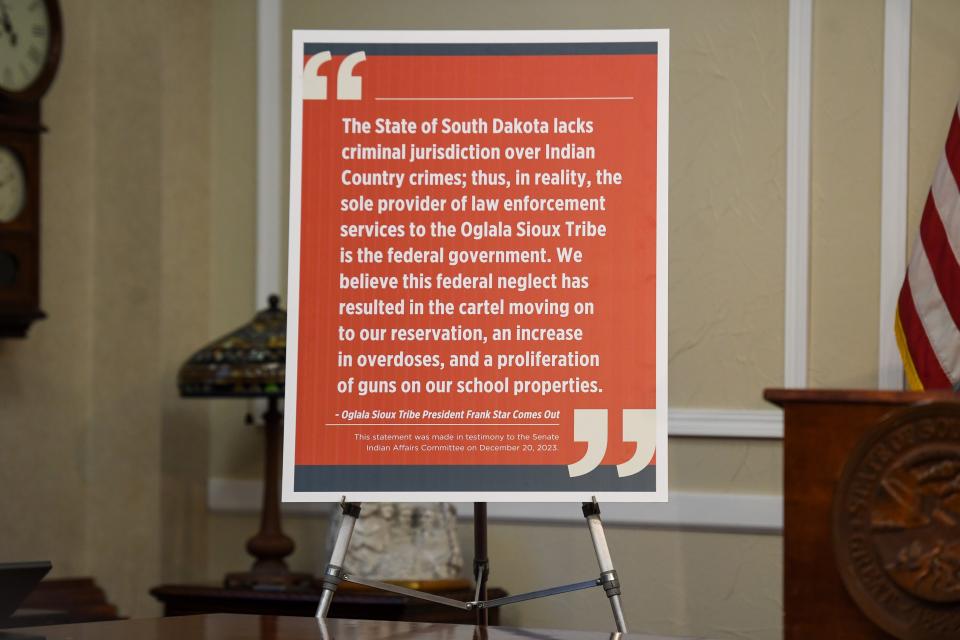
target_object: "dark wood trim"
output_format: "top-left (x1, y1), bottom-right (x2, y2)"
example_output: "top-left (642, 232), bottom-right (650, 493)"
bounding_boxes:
top-left (764, 387), bottom-right (960, 407)
top-left (0, 118), bottom-right (43, 335)
top-left (0, 308), bottom-right (45, 337)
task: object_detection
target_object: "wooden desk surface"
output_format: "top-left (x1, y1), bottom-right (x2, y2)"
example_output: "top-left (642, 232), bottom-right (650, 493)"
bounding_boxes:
top-left (150, 582), bottom-right (507, 625)
top-left (1, 613), bottom-right (702, 640)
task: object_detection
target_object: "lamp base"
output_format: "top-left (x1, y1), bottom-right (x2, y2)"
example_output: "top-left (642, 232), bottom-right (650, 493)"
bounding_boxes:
top-left (224, 570), bottom-right (314, 591)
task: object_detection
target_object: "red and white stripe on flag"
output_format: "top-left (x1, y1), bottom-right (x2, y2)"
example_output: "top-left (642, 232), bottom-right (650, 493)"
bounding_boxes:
top-left (896, 102), bottom-right (960, 390)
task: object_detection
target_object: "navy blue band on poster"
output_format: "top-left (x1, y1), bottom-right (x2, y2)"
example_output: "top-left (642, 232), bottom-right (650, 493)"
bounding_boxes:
top-left (295, 465), bottom-right (656, 492)
top-left (303, 42), bottom-right (658, 57)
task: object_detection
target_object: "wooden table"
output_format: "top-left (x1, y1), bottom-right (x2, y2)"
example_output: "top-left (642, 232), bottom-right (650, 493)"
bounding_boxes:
top-left (4, 613), bottom-right (702, 639)
top-left (151, 584), bottom-right (506, 626)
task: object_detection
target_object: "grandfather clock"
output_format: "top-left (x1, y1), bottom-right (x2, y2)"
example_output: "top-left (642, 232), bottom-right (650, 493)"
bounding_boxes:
top-left (0, 0), bottom-right (61, 337)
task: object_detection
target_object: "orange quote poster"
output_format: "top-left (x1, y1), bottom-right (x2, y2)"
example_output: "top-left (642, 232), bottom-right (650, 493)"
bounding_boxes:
top-left (283, 31), bottom-right (668, 502)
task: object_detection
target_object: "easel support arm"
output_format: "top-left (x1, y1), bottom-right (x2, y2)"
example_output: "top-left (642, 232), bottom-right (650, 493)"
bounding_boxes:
top-left (474, 578), bottom-right (602, 609)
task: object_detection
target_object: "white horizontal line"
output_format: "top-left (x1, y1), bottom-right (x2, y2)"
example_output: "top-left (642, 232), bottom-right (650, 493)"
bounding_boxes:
top-left (210, 478), bottom-right (783, 533)
top-left (374, 96), bottom-right (634, 101)
top-left (668, 408), bottom-right (783, 439)
top-left (324, 423), bottom-right (560, 427)
top-left (453, 493), bottom-right (782, 533)
top-left (320, 411), bottom-right (783, 437)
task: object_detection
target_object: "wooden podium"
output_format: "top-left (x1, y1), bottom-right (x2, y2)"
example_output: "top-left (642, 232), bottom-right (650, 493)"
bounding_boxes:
top-left (765, 389), bottom-right (960, 640)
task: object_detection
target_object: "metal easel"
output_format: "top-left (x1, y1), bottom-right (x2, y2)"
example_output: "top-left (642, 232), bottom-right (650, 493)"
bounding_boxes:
top-left (315, 497), bottom-right (628, 633)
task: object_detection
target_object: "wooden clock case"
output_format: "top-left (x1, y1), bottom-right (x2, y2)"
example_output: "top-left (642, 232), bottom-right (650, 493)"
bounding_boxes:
top-left (0, 0), bottom-right (62, 337)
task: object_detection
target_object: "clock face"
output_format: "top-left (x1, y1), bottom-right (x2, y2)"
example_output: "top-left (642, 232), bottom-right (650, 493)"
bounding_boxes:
top-left (0, 0), bottom-right (51, 93)
top-left (0, 146), bottom-right (26, 222)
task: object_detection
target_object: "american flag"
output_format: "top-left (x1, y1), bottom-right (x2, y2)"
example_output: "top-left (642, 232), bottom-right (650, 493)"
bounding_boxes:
top-left (896, 102), bottom-right (960, 390)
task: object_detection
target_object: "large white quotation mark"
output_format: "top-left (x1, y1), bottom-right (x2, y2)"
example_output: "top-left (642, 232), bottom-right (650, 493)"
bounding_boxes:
top-left (336, 51), bottom-right (366, 100)
top-left (567, 409), bottom-right (657, 478)
top-left (568, 410), bottom-right (608, 477)
top-left (617, 409), bottom-right (657, 477)
top-left (303, 51), bottom-right (366, 101)
top-left (303, 51), bottom-right (332, 100)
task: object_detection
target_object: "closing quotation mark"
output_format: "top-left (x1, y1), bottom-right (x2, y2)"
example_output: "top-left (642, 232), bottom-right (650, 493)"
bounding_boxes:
top-left (568, 409), bottom-right (656, 478)
top-left (303, 50), bottom-right (366, 100)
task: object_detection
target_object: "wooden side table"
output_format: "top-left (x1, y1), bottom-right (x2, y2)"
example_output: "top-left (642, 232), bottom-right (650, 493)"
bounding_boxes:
top-left (150, 584), bottom-right (504, 625)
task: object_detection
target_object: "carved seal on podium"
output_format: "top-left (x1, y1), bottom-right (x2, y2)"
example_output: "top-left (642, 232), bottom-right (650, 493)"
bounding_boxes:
top-left (833, 402), bottom-right (960, 640)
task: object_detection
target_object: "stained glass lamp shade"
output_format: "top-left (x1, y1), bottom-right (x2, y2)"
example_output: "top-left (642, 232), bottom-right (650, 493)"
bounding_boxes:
top-left (178, 294), bottom-right (286, 398)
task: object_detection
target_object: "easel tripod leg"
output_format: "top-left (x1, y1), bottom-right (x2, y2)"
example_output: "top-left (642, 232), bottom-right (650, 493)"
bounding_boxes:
top-left (582, 500), bottom-right (628, 634)
top-left (473, 502), bottom-right (489, 626)
top-left (316, 502), bottom-right (362, 619)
